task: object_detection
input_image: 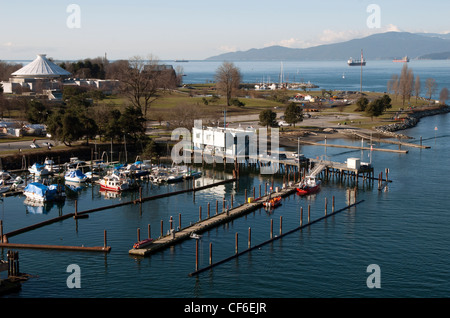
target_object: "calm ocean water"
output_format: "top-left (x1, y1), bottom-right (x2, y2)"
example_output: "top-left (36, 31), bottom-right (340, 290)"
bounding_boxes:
top-left (1, 60), bottom-right (450, 300)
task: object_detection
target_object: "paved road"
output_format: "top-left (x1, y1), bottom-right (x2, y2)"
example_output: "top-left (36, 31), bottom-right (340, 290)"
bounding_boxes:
top-left (0, 139), bottom-right (56, 152)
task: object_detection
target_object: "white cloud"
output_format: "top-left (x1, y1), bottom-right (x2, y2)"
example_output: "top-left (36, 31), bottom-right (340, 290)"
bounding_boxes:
top-left (218, 45), bottom-right (238, 53)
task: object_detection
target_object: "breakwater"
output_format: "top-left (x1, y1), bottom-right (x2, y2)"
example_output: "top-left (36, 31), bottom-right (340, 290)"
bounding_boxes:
top-left (375, 106), bottom-right (450, 137)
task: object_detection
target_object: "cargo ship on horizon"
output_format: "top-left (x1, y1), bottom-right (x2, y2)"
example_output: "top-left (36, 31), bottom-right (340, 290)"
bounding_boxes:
top-left (393, 56), bottom-right (410, 62)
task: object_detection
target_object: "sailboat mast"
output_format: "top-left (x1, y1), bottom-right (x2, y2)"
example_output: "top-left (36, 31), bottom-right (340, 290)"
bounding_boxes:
top-left (360, 49), bottom-right (363, 94)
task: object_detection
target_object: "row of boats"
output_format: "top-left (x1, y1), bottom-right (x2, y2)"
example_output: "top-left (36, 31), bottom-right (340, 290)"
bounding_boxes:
top-left (17, 157), bottom-right (203, 204)
top-left (262, 175), bottom-right (321, 210)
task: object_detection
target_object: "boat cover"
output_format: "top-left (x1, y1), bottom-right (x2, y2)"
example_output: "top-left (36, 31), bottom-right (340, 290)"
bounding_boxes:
top-left (24, 182), bottom-right (48, 196)
top-left (65, 170), bottom-right (86, 178)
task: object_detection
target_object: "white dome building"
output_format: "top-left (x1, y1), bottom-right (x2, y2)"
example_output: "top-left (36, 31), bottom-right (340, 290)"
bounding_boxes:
top-left (11, 54), bottom-right (71, 78)
top-left (1, 54), bottom-right (71, 98)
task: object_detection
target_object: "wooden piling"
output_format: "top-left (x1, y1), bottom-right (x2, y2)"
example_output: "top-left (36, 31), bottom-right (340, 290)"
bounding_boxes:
top-left (280, 216), bottom-right (283, 235)
top-left (209, 243), bottom-right (212, 265)
top-left (195, 239), bottom-right (199, 271)
top-left (248, 227), bottom-right (251, 249)
top-left (300, 207), bottom-right (303, 226)
top-left (308, 205), bottom-right (311, 223)
top-left (270, 219), bottom-right (273, 239)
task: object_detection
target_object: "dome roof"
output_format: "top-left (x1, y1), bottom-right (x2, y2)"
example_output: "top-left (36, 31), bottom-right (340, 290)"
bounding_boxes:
top-left (11, 54), bottom-right (71, 78)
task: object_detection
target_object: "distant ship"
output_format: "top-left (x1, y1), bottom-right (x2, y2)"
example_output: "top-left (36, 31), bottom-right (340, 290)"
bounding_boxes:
top-left (347, 57), bottom-right (366, 66)
top-left (393, 56), bottom-right (409, 63)
top-left (175, 59), bottom-right (189, 62)
top-left (348, 49), bottom-right (366, 66)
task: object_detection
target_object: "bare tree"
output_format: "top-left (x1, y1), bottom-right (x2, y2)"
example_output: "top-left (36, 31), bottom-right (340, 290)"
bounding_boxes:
top-left (387, 74), bottom-right (400, 101)
top-left (114, 55), bottom-right (161, 118)
top-left (214, 62), bottom-right (242, 106)
top-left (439, 87), bottom-right (448, 106)
top-left (398, 64), bottom-right (414, 106)
top-left (425, 78), bottom-right (438, 101)
top-left (414, 75), bottom-right (421, 104)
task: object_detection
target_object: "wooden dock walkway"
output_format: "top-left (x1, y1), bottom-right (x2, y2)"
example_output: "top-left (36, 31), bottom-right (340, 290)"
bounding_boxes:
top-left (129, 186), bottom-right (297, 257)
top-left (341, 129), bottom-right (430, 149)
top-left (300, 140), bottom-right (408, 154)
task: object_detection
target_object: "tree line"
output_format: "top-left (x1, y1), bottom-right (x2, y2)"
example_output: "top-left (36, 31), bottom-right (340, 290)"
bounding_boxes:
top-left (387, 64), bottom-right (448, 106)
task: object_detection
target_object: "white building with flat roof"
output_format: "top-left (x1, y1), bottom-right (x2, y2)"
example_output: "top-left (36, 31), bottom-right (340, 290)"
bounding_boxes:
top-left (192, 126), bottom-right (257, 158)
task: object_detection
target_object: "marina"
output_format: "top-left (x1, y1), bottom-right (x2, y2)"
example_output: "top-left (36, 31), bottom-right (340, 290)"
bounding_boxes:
top-left (0, 59), bottom-right (449, 299)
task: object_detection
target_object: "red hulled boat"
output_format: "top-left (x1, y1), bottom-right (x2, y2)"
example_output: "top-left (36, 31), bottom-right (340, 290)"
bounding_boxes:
top-left (296, 176), bottom-right (321, 195)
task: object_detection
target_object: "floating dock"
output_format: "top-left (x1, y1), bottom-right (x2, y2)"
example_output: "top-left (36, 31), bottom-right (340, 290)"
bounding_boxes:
top-left (129, 185), bottom-right (297, 257)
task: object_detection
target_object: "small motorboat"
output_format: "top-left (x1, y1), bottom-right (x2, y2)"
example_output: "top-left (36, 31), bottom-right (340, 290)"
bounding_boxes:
top-left (263, 196), bottom-right (282, 208)
top-left (133, 237), bottom-right (153, 249)
top-left (296, 175), bottom-right (321, 195)
top-left (65, 169), bottom-right (88, 183)
top-left (28, 163), bottom-right (51, 176)
top-left (99, 172), bottom-right (130, 192)
top-left (190, 232), bottom-right (202, 239)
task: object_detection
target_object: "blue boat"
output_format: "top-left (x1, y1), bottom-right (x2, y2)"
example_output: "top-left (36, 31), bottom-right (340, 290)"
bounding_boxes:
top-left (23, 182), bottom-right (65, 202)
top-left (65, 169), bottom-right (88, 183)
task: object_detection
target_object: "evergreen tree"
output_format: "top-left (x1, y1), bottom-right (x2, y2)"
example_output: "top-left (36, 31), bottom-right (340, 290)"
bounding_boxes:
top-left (259, 109), bottom-right (277, 128)
top-left (284, 102), bottom-right (303, 127)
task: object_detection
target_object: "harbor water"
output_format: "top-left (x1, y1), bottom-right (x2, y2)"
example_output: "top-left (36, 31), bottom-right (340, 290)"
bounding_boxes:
top-left (1, 60), bottom-right (450, 298)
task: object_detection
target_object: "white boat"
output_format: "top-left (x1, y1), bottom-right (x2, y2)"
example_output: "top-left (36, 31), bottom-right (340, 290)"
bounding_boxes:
top-left (85, 171), bottom-right (100, 181)
top-left (28, 163), bottom-right (51, 176)
top-left (0, 171), bottom-right (12, 181)
top-left (65, 169), bottom-right (88, 183)
top-left (190, 232), bottom-right (202, 239)
top-left (99, 172), bottom-right (130, 192)
top-left (23, 182), bottom-right (65, 202)
top-left (11, 176), bottom-right (25, 190)
top-left (44, 158), bottom-right (59, 173)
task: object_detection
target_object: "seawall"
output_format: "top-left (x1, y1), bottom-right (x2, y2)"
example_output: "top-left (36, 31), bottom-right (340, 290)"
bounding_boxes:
top-left (375, 106), bottom-right (450, 138)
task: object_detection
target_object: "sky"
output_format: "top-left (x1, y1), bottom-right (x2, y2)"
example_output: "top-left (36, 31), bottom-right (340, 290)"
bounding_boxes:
top-left (1, 0), bottom-right (450, 61)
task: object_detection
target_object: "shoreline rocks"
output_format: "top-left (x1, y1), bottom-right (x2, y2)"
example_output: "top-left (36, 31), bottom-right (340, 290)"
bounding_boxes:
top-left (375, 106), bottom-right (450, 138)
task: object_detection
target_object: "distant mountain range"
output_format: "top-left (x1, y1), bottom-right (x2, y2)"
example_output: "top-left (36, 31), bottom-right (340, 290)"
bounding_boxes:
top-left (206, 32), bottom-right (450, 61)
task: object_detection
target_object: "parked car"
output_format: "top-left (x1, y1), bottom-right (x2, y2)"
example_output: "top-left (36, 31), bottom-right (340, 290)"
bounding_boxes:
top-left (30, 142), bottom-right (39, 148)
top-left (277, 120), bottom-right (289, 127)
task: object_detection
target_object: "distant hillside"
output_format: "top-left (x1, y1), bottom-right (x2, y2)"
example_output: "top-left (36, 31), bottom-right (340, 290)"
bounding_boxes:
top-left (206, 32), bottom-right (450, 61)
top-left (418, 51), bottom-right (450, 60)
